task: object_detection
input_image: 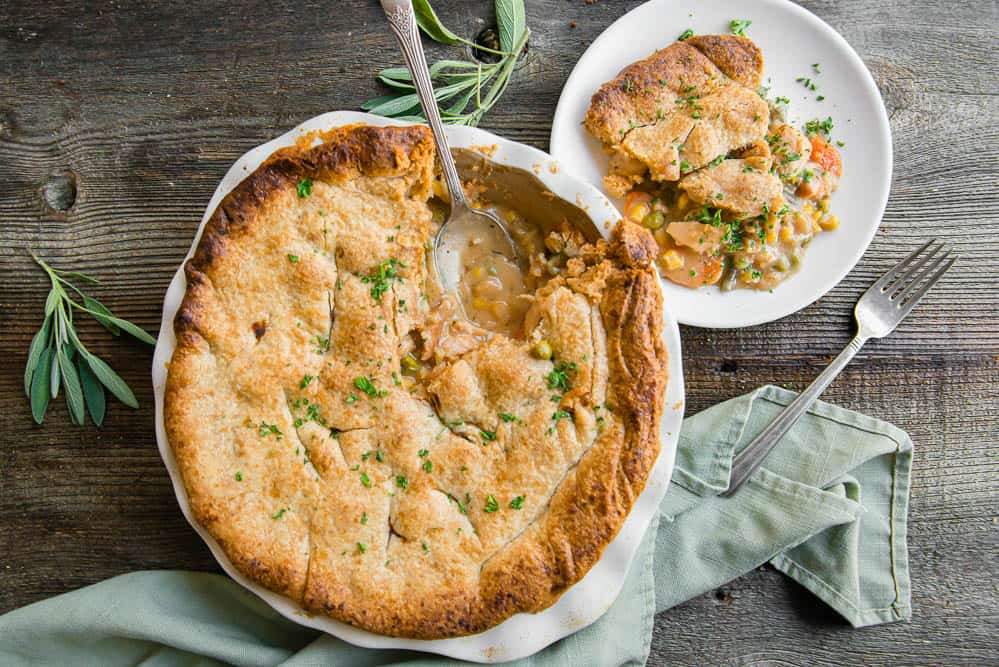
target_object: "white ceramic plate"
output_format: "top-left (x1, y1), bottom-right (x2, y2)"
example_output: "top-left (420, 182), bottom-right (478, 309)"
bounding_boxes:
top-left (152, 111), bottom-right (685, 663)
top-left (550, 0), bottom-right (892, 328)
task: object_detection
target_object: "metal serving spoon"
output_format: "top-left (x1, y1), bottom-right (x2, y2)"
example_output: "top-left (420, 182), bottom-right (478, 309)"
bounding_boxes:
top-left (380, 0), bottom-right (521, 294)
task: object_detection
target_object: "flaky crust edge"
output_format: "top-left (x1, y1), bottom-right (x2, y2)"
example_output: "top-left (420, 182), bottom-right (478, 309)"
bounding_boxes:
top-left (163, 123), bottom-right (668, 638)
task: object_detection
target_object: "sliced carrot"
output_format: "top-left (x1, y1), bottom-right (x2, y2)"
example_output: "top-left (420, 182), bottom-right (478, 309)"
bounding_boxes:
top-left (809, 134), bottom-right (842, 177)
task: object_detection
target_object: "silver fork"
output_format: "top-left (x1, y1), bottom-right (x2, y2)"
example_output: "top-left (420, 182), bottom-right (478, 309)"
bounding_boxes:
top-left (721, 240), bottom-right (957, 497)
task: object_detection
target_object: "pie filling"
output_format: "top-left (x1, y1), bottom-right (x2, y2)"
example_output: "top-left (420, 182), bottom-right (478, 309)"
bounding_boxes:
top-left (584, 34), bottom-right (844, 291)
top-left (164, 124), bottom-right (668, 639)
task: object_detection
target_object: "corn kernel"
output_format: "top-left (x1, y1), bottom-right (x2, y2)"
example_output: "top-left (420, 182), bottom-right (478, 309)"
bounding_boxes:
top-left (432, 178), bottom-right (448, 202)
top-left (401, 354), bottom-right (421, 372)
top-left (817, 198), bottom-right (830, 212)
top-left (472, 297), bottom-right (489, 311)
top-left (802, 204), bottom-right (815, 216)
top-left (628, 203), bottom-right (651, 224)
top-left (812, 221), bottom-right (822, 234)
top-left (503, 209), bottom-right (518, 223)
top-left (661, 249), bottom-right (684, 271)
top-left (676, 193), bottom-right (690, 210)
top-left (819, 214), bottom-right (840, 231)
top-left (779, 226), bottom-right (793, 242)
top-left (470, 266), bottom-right (485, 280)
top-left (766, 225), bottom-right (778, 244)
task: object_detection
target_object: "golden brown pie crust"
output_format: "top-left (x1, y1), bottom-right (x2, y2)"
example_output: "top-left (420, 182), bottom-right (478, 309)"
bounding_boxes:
top-left (164, 123), bottom-right (668, 638)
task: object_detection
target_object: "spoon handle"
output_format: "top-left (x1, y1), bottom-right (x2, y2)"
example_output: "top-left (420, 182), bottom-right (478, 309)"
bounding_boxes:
top-left (380, 0), bottom-right (468, 210)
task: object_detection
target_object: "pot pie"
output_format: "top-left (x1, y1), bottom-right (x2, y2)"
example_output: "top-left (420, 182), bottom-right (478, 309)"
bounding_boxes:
top-left (584, 34), bottom-right (844, 291)
top-left (164, 124), bottom-right (668, 638)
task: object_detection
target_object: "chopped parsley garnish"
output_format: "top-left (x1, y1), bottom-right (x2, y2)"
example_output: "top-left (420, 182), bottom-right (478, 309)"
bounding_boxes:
top-left (257, 422), bottom-right (283, 439)
top-left (707, 155), bottom-right (725, 168)
top-left (678, 28), bottom-right (694, 40)
top-left (360, 512), bottom-right (368, 525)
top-left (422, 541), bottom-right (429, 552)
top-left (300, 374), bottom-right (313, 389)
top-left (361, 258), bottom-right (401, 302)
top-left (796, 76), bottom-right (817, 91)
top-left (480, 430), bottom-right (496, 443)
top-left (774, 96), bottom-right (790, 105)
top-left (296, 178), bottom-right (313, 198)
top-left (354, 376), bottom-right (388, 398)
top-left (360, 472), bottom-right (372, 487)
top-left (357, 542), bottom-right (367, 554)
top-left (552, 409), bottom-right (572, 422)
top-left (679, 159), bottom-right (692, 173)
top-left (313, 335), bottom-right (329, 354)
top-left (235, 471), bottom-right (243, 481)
top-left (545, 361), bottom-right (576, 393)
top-left (422, 459), bottom-right (433, 473)
top-left (418, 448), bottom-right (429, 458)
top-left (287, 254), bottom-right (299, 263)
top-left (345, 394), bottom-right (358, 404)
top-left (509, 496), bottom-right (525, 510)
top-left (722, 223), bottom-right (744, 252)
top-left (499, 413), bottom-right (517, 422)
top-left (484, 494), bottom-right (500, 513)
top-left (271, 508), bottom-right (288, 520)
top-left (376, 448), bottom-right (385, 462)
top-left (395, 474), bottom-right (408, 490)
top-left (304, 403), bottom-right (326, 426)
top-left (729, 19), bottom-right (751, 36)
top-left (448, 492), bottom-right (468, 514)
top-left (812, 62), bottom-right (821, 73)
top-left (804, 116), bottom-right (834, 137)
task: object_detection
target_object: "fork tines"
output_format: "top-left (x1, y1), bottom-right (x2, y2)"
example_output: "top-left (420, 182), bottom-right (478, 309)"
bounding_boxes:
top-left (872, 239), bottom-right (957, 310)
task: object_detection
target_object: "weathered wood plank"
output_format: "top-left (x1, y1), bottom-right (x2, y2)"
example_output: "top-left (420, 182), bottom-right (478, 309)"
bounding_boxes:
top-left (0, 1), bottom-right (996, 665)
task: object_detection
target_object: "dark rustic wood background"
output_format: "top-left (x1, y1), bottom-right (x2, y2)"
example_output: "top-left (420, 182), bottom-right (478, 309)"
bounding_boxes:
top-left (1, 1), bottom-right (997, 665)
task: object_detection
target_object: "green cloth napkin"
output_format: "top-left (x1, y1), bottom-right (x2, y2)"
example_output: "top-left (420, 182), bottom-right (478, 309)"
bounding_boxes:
top-left (0, 386), bottom-right (912, 666)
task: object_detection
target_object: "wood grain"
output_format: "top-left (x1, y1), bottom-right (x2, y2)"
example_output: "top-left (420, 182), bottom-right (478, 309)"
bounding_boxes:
top-left (1, 1), bottom-right (997, 665)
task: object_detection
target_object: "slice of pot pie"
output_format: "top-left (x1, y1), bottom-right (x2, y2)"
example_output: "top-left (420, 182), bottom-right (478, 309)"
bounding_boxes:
top-left (585, 35), bottom-right (843, 292)
top-left (164, 123), bottom-right (668, 638)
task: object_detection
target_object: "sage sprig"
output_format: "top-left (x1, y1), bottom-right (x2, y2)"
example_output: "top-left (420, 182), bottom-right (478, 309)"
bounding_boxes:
top-left (25, 254), bottom-right (156, 426)
top-left (363, 0), bottom-right (529, 126)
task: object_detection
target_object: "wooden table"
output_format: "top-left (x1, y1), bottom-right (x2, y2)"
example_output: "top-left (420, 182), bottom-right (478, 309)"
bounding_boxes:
top-left (1, 1), bottom-right (996, 664)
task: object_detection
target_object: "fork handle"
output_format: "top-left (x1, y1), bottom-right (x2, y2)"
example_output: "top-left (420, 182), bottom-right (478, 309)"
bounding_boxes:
top-left (379, 0), bottom-right (469, 211)
top-left (721, 334), bottom-right (869, 496)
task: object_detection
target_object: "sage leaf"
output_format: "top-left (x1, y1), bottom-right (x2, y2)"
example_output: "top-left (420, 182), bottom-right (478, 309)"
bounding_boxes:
top-left (29, 253), bottom-right (153, 426)
top-left (75, 307), bottom-right (156, 345)
top-left (50, 346), bottom-right (62, 399)
top-left (413, 0), bottom-right (461, 44)
top-left (31, 346), bottom-right (54, 424)
top-left (58, 347), bottom-right (86, 425)
top-left (363, 93), bottom-right (422, 117)
top-left (44, 287), bottom-right (61, 316)
top-left (83, 295), bottom-right (121, 335)
top-left (59, 271), bottom-right (100, 284)
top-left (78, 356), bottom-right (106, 426)
top-left (495, 0), bottom-right (526, 53)
top-left (379, 60), bottom-right (478, 84)
top-left (83, 353), bottom-right (139, 409)
top-left (24, 316), bottom-right (52, 396)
